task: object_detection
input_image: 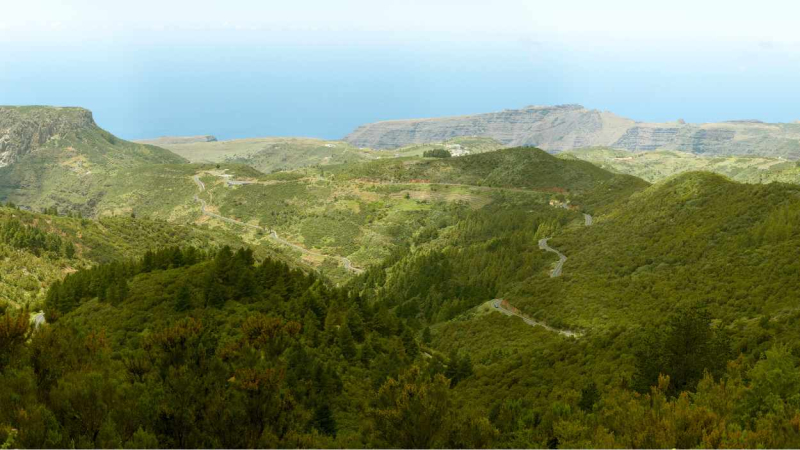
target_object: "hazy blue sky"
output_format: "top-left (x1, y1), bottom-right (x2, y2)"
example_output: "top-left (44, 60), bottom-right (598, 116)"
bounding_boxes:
top-left (3, 0), bottom-right (800, 140)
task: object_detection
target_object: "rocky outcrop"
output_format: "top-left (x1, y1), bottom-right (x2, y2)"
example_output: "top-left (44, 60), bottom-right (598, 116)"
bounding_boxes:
top-left (345, 105), bottom-right (800, 158)
top-left (0, 106), bottom-right (96, 167)
top-left (134, 135), bottom-right (218, 145)
top-left (345, 105), bottom-right (635, 151)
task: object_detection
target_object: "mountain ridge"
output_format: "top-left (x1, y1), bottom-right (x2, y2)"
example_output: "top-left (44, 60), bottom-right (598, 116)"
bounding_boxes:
top-left (344, 104), bottom-right (800, 158)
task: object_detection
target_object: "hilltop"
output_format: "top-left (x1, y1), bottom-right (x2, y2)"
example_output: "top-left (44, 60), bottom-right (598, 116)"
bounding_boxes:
top-left (336, 147), bottom-right (614, 191)
top-left (0, 106), bottom-right (183, 168)
top-left (0, 106), bottom-right (185, 214)
top-left (344, 104), bottom-right (800, 158)
top-left (0, 106), bottom-right (95, 167)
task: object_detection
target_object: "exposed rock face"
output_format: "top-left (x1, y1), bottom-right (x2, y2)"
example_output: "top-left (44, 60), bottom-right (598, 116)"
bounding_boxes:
top-left (134, 135), bottom-right (218, 145)
top-left (0, 106), bottom-right (96, 167)
top-left (345, 105), bottom-right (800, 158)
top-left (608, 123), bottom-right (800, 156)
top-left (345, 105), bottom-right (634, 151)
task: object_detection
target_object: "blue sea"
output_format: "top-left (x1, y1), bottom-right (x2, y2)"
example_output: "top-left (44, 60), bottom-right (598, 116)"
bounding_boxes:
top-left (3, 32), bottom-right (799, 141)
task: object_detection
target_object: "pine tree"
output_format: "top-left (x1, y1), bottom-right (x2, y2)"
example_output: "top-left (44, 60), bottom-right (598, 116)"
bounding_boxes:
top-left (338, 325), bottom-right (357, 360)
top-left (271, 275), bottom-right (288, 300)
top-left (108, 278), bottom-right (128, 305)
top-left (204, 273), bottom-right (227, 309)
top-left (170, 247), bottom-right (184, 268)
top-left (457, 353), bottom-right (473, 381)
top-left (141, 251), bottom-right (155, 273)
top-left (578, 381), bottom-right (600, 412)
top-left (347, 309), bottom-right (366, 342)
top-left (175, 284), bottom-right (192, 312)
top-left (118, 278), bottom-right (129, 302)
top-left (422, 326), bottom-right (432, 344)
top-left (360, 338), bottom-right (376, 366)
top-left (401, 327), bottom-right (419, 359)
top-left (311, 403), bottom-right (337, 436)
top-left (446, 349), bottom-right (473, 386)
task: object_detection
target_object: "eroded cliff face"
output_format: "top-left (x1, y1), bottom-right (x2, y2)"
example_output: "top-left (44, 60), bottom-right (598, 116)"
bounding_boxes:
top-left (344, 105), bottom-right (633, 151)
top-left (345, 105), bottom-right (800, 158)
top-left (0, 107), bottom-right (96, 167)
top-left (609, 122), bottom-right (800, 157)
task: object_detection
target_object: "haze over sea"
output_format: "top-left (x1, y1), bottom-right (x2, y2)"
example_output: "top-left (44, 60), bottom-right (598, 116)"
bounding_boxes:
top-left (3, 0), bottom-right (800, 141)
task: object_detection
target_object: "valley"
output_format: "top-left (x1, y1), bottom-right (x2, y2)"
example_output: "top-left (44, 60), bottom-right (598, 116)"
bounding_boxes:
top-left (4, 105), bottom-right (800, 448)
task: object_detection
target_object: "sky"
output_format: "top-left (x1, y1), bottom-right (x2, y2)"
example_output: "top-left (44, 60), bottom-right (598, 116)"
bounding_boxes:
top-left (2, 0), bottom-right (800, 140)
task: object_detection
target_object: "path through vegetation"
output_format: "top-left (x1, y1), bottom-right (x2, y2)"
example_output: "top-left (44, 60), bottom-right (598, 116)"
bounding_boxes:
top-left (192, 175), bottom-right (363, 274)
top-left (498, 210), bottom-right (594, 334)
top-left (491, 299), bottom-right (580, 337)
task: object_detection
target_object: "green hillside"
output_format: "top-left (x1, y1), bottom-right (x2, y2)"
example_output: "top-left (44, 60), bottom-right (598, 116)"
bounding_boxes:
top-left (337, 147), bottom-right (622, 192)
top-left (152, 135), bottom-right (505, 174)
top-left (562, 146), bottom-right (800, 184)
top-left (341, 169), bottom-right (800, 447)
top-left (0, 204), bottom-right (270, 311)
top-left (156, 137), bottom-right (373, 173)
top-left (518, 171), bottom-right (800, 331)
top-left (176, 147), bottom-right (637, 276)
top-left (10, 105), bottom-right (800, 447)
top-left (8, 168), bottom-right (800, 447)
top-left (1, 246), bottom-right (502, 448)
top-left (0, 106), bottom-right (185, 214)
top-left (67, 147), bottom-right (626, 281)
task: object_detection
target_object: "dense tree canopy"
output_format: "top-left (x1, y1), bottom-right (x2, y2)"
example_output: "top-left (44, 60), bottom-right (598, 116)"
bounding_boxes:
top-left (7, 149), bottom-right (800, 448)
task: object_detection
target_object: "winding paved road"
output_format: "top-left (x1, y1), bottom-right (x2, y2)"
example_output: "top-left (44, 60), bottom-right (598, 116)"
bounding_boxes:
top-left (538, 238), bottom-right (567, 277)
top-left (192, 175), bottom-right (363, 274)
top-left (492, 299), bottom-right (579, 338)
top-left (517, 210), bottom-right (592, 332)
top-left (537, 213), bottom-right (592, 277)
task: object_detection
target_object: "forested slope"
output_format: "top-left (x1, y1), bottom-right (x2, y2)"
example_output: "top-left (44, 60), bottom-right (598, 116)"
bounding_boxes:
top-left (9, 125), bottom-right (800, 448)
top-left (345, 169), bottom-right (800, 448)
top-left (2, 247), bottom-right (497, 448)
top-left (0, 147), bottom-right (646, 448)
top-left (514, 171), bottom-right (800, 332)
top-left (0, 204), bottom-right (253, 311)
